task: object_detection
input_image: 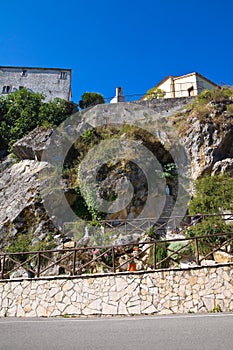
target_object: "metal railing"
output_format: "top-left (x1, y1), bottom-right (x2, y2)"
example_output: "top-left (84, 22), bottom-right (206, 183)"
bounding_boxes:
top-left (103, 82), bottom-right (211, 103)
top-left (63, 213), bottom-right (233, 244)
top-left (1, 228), bottom-right (233, 279)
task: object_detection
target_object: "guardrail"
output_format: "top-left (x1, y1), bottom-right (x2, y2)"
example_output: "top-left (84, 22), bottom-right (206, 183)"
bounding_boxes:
top-left (1, 230), bottom-right (233, 279)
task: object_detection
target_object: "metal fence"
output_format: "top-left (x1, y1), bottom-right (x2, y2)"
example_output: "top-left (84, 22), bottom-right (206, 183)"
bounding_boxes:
top-left (104, 94), bottom-right (145, 103)
top-left (0, 232), bottom-right (233, 279)
top-left (104, 81), bottom-right (213, 103)
top-left (1, 213), bottom-right (233, 279)
top-left (63, 213), bottom-right (233, 245)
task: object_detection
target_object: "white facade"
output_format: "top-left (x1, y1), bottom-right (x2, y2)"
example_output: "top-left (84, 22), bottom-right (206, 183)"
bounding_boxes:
top-left (144, 72), bottom-right (218, 99)
top-left (0, 66), bottom-right (72, 102)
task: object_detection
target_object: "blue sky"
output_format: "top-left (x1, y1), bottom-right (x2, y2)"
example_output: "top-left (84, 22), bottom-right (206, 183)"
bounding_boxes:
top-left (0, 0), bottom-right (232, 103)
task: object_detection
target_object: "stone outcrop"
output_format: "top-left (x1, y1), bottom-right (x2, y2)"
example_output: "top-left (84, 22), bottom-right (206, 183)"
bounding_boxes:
top-left (212, 158), bottom-right (233, 176)
top-left (0, 159), bottom-right (57, 246)
top-left (180, 96), bottom-right (233, 179)
top-left (181, 117), bottom-right (233, 179)
top-left (0, 99), bottom-right (232, 249)
top-left (213, 251), bottom-right (233, 263)
top-left (12, 127), bottom-right (53, 161)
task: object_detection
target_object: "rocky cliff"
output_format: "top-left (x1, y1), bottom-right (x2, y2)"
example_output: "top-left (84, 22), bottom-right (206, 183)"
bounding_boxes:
top-left (179, 101), bottom-right (233, 179)
top-left (0, 93), bottom-right (232, 249)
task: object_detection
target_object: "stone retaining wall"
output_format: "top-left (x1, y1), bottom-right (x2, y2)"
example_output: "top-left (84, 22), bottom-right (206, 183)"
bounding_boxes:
top-left (138, 96), bottom-right (195, 117)
top-left (0, 264), bottom-right (233, 317)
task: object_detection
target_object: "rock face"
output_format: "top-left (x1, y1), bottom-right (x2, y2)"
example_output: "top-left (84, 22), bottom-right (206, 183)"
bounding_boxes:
top-left (212, 158), bottom-right (233, 176)
top-left (0, 99), bottom-right (232, 249)
top-left (12, 127), bottom-right (53, 161)
top-left (0, 159), bottom-right (57, 246)
top-left (181, 101), bottom-right (233, 179)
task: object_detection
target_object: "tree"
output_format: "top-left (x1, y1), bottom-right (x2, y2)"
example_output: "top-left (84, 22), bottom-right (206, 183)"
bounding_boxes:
top-left (39, 98), bottom-right (77, 126)
top-left (79, 92), bottom-right (105, 109)
top-left (2, 88), bottom-right (44, 145)
top-left (0, 89), bottom-right (76, 148)
top-left (144, 88), bottom-right (166, 100)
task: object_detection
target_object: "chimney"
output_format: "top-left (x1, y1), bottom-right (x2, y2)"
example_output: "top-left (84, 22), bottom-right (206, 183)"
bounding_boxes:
top-left (110, 86), bottom-right (125, 103)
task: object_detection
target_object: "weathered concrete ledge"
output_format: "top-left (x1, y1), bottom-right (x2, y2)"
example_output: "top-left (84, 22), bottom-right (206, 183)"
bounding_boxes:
top-left (0, 263), bottom-right (233, 317)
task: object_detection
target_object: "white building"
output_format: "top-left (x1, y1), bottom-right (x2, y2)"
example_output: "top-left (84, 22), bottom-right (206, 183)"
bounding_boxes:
top-left (143, 72), bottom-right (218, 99)
top-left (0, 66), bottom-right (72, 102)
top-left (110, 87), bottom-right (125, 103)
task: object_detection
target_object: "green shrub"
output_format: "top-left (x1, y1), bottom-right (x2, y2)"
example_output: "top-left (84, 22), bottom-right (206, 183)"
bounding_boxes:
top-left (0, 89), bottom-right (76, 148)
top-left (163, 163), bottom-right (178, 179)
top-left (79, 92), bottom-right (105, 109)
top-left (188, 174), bottom-right (233, 253)
top-left (156, 243), bottom-right (169, 268)
top-left (185, 217), bottom-right (233, 255)
top-left (6, 233), bottom-right (56, 263)
top-left (149, 243), bottom-right (169, 268)
top-left (167, 241), bottom-right (192, 262)
top-left (189, 174), bottom-right (233, 215)
top-left (144, 88), bottom-right (166, 100)
top-left (226, 104), bottom-right (233, 115)
top-left (194, 87), bottom-right (233, 105)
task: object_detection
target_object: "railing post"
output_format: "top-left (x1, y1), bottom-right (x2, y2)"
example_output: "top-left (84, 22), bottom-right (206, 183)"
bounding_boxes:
top-left (153, 242), bottom-right (157, 269)
top-left (112, 247), bottom-right (116, 273)
top-left (37, 252), bottom-right (41, 277)
top-left (194, 237), bottom-right (200, 265)
top-left (1, 255), bottom-right (6, 279)
top-left (72, 250), bottom-right (77, 276)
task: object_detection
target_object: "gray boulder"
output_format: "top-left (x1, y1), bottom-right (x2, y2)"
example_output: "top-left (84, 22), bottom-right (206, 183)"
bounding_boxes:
top-left (12, 127), bottom-right (53, 161)
top-left (212, 158), bottom-right (233, 176)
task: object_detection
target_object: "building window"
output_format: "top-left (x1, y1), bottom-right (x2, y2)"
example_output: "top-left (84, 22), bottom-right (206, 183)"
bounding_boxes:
top-left (2, 86), bottom-right (10, 94)
top-left (21, 70), bottom-right (27, 77)
top-left (19, 86), bottom-right (24, 90)
top-left (60, 71), bottom-right (67, 80)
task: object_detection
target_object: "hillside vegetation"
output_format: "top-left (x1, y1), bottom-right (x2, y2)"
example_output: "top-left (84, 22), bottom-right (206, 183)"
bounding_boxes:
top-left (172, 87), bottom-right (233, 135)
top-left (0, 88), bottom-right (77, 150)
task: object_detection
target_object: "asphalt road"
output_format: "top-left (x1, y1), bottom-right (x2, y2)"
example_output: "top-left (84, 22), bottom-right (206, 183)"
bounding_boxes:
top-left (0, 313), bottom-right (232, 350)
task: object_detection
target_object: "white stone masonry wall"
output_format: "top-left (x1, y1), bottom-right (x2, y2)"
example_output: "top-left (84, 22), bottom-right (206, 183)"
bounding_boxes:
top-left (0, 264), bottom-right (233, 317)
top-left (0, 67), bottom-right (71, 102)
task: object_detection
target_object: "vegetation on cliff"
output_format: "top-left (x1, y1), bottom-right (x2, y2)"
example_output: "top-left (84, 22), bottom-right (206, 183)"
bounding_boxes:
top-left (0, 88), bottom-right (77, 149)
top-left (0, 86), bottom-right (233, 261)
top-left (62, 124), bottom-right (174, 222)
top-left (186, 174), bottom-right (233, 250)
top-left (172, 87), bottom-right (233, 135)
top-left (189, 174), bottom-right (233, 215)
top-left (78, 92), bottom-right (105, 109)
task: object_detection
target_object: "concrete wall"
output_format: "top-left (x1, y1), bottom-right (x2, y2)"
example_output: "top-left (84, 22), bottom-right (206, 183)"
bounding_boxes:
top-left (0, 263), bottom-right (233, 317)
top-left (0, 66), bottom-right (72, 102)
